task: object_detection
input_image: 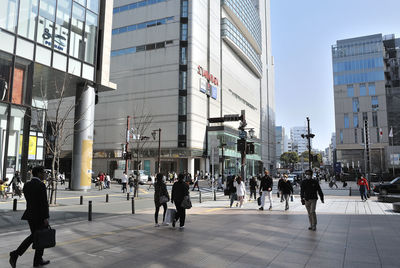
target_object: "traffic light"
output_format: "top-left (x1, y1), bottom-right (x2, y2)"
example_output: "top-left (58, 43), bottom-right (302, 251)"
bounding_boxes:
top-left (123, 152), bottom-right (132, 160)
top-left (237, 139), bottom-right (246, 152)
top-left (246, 142), bottom-right (255, 154)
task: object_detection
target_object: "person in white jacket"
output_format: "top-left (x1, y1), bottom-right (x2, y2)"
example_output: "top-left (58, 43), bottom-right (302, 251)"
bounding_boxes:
top-left (234, 176), bottom-right (246, 208)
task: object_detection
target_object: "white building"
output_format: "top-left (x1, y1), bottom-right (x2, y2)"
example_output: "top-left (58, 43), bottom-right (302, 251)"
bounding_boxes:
top-left (92, 0), bottom-right (275, 177)
top-left (290, 127), bottom-right (310, 155)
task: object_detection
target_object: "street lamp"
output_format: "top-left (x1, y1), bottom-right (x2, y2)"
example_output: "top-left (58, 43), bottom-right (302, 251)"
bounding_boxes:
top-left (301, 117), bottom-right (315, 170)
top-left (152, 128), bottom-right (162, 173)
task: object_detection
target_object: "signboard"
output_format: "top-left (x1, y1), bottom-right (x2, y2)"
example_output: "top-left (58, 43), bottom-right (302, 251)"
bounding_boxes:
top-left (334, 162), bottom-right (341, 174)
top-left (200, 79), bottom-right (207, 94)
top-left (390, 154), bottom-right (400, 166)
top-left (211, 85), bottom-right (217, 100)
top-left (239, 130), bottom-right (247, 139)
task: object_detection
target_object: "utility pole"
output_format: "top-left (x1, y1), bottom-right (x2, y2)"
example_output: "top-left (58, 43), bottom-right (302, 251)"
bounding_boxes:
top-left (301, 117), bottom-right (315, 170)
top-left (363, 120), bottom-right (371, 191)
top-left (152, 128), bottom-right (162, 173)
top-left (125, 116), bottom-right (130, 174)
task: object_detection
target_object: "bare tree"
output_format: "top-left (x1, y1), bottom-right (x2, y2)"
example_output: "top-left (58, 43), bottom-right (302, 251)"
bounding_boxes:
top-left (33, 73), bottom-right (89, 204)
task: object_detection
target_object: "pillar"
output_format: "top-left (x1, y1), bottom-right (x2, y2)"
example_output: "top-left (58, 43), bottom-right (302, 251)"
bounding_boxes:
top-left (71, 84), bottom-right (95, 190)
top-left (187, 157), bottom-right (195, 176)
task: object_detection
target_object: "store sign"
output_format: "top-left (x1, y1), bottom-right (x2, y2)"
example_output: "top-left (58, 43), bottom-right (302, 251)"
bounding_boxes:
top-left (43, 28), bottom-right (67, 51)
top-left (199, 78), bottom-right (218, 100)
top-left (197, 65), bottom-right (219, 86)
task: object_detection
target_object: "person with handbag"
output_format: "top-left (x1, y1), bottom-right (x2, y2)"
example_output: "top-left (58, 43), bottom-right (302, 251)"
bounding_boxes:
top-left (234, 176), bottom-right (246, 208)
top-left (10, 166), bottom-right (51, 267)
top-left (171, 173), bottom-right (189, 229)
top-left (227, 175), bottom-right (237, 208)
top-left (300, 170), bottom-right (324, 231)
top-left (154, 173), bottom-right (170, 227)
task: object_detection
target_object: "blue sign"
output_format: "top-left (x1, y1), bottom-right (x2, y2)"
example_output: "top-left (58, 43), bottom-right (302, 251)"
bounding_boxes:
top-left (211, 85), bottom-right (217, 100)
top-left (334, 162), bottom-right (341, 174)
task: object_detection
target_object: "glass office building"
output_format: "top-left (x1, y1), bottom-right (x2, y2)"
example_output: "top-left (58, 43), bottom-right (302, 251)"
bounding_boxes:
top-left (332, 34), bottom-right (400, 174)
top-left (0, 0), bottom-right (115, 189)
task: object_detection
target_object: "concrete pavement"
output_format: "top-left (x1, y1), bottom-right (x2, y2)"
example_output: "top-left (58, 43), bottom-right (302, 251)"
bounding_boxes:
top-left (0, 193), bottom-right (399, 268)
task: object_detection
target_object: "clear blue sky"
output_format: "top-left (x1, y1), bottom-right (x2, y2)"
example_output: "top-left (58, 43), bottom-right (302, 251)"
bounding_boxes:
top-left (271, 0), bottom-right (400, 151)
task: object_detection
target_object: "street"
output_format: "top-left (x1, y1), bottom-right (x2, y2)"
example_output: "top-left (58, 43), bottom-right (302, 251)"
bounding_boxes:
top-left (0, 182), bottom-right (399, 268)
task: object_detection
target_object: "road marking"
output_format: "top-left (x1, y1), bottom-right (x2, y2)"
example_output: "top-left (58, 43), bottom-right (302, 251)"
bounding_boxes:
top-left (203, 207), bottom-right (224, 213)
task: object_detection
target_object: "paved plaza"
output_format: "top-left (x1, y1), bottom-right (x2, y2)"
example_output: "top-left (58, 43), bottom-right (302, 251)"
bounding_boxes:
top-left (0, 182), bottom-right (399, 268)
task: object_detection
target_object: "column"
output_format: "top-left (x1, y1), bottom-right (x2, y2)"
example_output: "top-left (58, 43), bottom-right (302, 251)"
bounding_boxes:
top-left (71, 84), bottom-right (95, 190)
top-left (187, 157), bottom-right (195, 177)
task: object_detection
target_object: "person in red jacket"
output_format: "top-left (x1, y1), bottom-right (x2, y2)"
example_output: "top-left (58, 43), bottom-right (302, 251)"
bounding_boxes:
top-left (357, 175), bottom-right (369, 201)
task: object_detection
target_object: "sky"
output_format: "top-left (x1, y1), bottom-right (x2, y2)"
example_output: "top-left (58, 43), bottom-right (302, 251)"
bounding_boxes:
top-left (270, 0), bottom-right (400, 151)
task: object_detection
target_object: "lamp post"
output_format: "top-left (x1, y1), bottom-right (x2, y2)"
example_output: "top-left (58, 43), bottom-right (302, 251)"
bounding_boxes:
top-left (152, 128), bottom-right (162, 173)
top-left (301, 117), bottom-right (315, 170)
top-left (125, 116), bottom-right (131, 174)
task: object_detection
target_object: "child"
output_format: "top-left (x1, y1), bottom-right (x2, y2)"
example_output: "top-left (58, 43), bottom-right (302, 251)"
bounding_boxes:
top-left (0, 180), bottom-right (7, 200)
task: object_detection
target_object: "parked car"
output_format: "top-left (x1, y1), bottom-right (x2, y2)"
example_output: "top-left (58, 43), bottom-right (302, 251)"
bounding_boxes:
top-left (373, 177), bottom-right (400, 195)
top-left (133, 170), bottom-right (150, 184)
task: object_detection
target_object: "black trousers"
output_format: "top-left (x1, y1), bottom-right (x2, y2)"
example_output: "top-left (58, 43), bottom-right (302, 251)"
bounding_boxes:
top-left (155, 203), bottom-right (167, 224)
top-left (16, 220), bottom-right (45, 265)
top-left (174, 203), bottom-right (186, 227)
top-left (192, 181), bottom-right (199, 191)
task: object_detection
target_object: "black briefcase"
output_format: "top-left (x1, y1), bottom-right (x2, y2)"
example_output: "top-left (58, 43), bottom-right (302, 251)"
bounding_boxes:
top-left (33, 226), bottom-right (56, 249)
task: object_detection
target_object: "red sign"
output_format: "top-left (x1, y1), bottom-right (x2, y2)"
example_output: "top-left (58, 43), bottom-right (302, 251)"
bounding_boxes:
top-left (197, 65), bottom-right (219, 86)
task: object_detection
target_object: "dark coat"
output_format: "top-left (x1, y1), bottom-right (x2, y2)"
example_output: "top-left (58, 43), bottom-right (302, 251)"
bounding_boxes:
top-left (301, 179), bottom-right (324, 201)
top-left (154, 181), bottom-right (169, 206)
top-left (21, 178), bottom-right (49, 222)
top-left (249, 179), bottom-right (258, 190)
top-left (260, 175), bottom-right (273, 191)
top-left (227, 177), bottom-right (236, 194)
top-left (171, 180), bottom-right (189, 205)
top-left (278, 178), bottom-right (284, 190)
top-left (280, 180), bottom-right (293, 195)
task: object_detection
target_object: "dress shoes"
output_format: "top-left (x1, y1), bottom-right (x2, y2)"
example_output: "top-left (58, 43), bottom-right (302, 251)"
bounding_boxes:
top-left (9, 251), bottom-right (18, 268)
top-left (34, 260), bottom-right (50, 267)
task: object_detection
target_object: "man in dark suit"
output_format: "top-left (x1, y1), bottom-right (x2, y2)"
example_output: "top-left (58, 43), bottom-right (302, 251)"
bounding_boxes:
top-left (9, 166), bottom-right (50, 267)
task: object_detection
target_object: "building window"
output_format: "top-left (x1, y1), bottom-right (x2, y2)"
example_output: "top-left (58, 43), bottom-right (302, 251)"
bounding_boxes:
top-left (87, 0), bottom-right (99, 13)
top-left (362, 112), bottom-right (368, 122)
top-left (181, 23), bottom-right (188, 41)
top-left (371, 96), bottom-right (378, 111)
top-left (84, 10), bottom-right (98, 64)
top-left (376, 128), bottom-right (380, 143)
top-left (178, 96), bottom-right (186, 115)
top-left (69, 3), bottom-right (85, 60)
top-left (113, 0), bottom-right (167, 14)
top-left (344, 114), bottom-right (349, 128)
top-left (180, 47), bottom-right (187, 64)
top-left (0, 0), bottom-right (19, 32)
top-left (179, 71), bottom-right (187, 90)
top-left (54, 0), bottom-right (71, 54)
top-left (360, 84), bottom-right (366, 96)
top-left (36, 0), bottom-right (57, 48)
top-left (18, 0), bottom-right (38, 40)
top-left (340, 130), bottom-right (343, 144)
top-left (112, 17), bottom-right (174, 35)
top-left (353, 113), bottom-right (358, 128)
top-left (368, 83), bottom-right (376, 95)
top-left (372, 111), bottom-right (378, 127)
top-left (352, 98), bottom-right (359, 112)
top-left (347, 85), bottom-right (354, 97)
top-left (178, 121), bottom-right (186, 135)
top-left (355, 129), bottom-right (358, 143)
top-left (181, 0), bottom-right (188, 17)
top-left (361, 128), bottom-right (364, 143)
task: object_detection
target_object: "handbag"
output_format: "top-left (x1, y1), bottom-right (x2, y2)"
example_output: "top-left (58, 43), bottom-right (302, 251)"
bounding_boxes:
top-left (277, 192), bottom-right (280, 198)
top-left (290, 195), bottom-right (294, 202)
top-left (159, 195), bottom-right (169, 204)
top-left (163, 209), bottom-right (176, 224)
top-left (181, 195), bottom-right (192, 209)
top-left (33, 226), bottom-right (56, 249)
top-left (257, 196), bottom-right (261, 206)
top-left (224, 189), bottom-right (230, 196)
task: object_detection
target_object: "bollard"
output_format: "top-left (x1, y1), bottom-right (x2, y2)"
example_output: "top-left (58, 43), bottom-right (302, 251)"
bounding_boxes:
top-left (349, 187), bottom-right (352, 196)
top-left (13, 199), bottom-right (17, 211)
top-left (131, 197), bottom-right (135, 214)
top-left (199, 191), bottom-right (202, 203)
top-left (106, 194), bottom-right (109, 203)
top-left (80, 195), bottom-right (83, 205)
top-left (214, 190), bottom-right (216, 201)
top-left (127, 193), bottom-right (130, 200)
top-left (88, 201), bottom-right (92, 221)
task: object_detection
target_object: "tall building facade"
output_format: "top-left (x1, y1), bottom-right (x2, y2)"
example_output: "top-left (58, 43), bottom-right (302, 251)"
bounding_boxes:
top-left (93, 0), bottom-right (275, 177)
top-left (332, 34), bottom-right (399, 174)
top-left (290, 126), bottom-right (309, 155)
top-left (0, 0), bottom-right (115, 189)
top-left (275, 126), bottom-right (285, 167)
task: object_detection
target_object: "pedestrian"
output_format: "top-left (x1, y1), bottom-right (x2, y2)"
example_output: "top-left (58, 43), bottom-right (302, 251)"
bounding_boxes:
top-left (9, 166), bottom-right (50, 268)
top-left (278, 175), bottom-right (285, 202)
top-left (0, 180), bottom-right (7, 200)
top-left (128, 175), bottom-right (134, 193)
top-left (106, 173), bottom-right (111, 189)
top-left (300, 169), bottom-right (324, 231)
top-left (357, 175), bottom-right (369, 201)
top-left (234, 176), bottom-right (246, 208)
top-left (281, 175), bottom-right (293, 211)
top-left (227, 175), bottom-right (237, 207)
top-left (121, 172), bottom-right (128, 193)
top-left (171, 173), bottom-right (189, 228)
top-left (192, 172), bottom-right (200, 191)
top-left (259, 170), bottom-right (273, 211)
top-left (154, 173), bottom-right (169, 227)
top-left (10, 171), bottom-right (22, 198)
top-left (249, 176), bottom-right (258, 201)
top-left (98, 172), bottom-right (104, 190)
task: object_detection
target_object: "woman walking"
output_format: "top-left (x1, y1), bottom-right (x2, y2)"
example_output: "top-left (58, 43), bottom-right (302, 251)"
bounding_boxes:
top-left (234, 176), bottom-right (246, 208)
top-left (154, 173), bottom-right (169, 227)
top-left (227, 176), bottom-right (237, 207)
top-left (171, 173), bottom-right (189, 228)
top-left (357, 175), bottom-right (369, 201)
